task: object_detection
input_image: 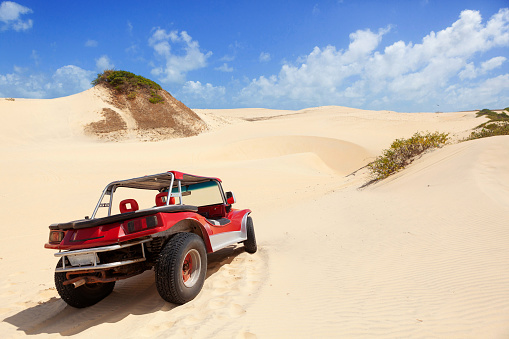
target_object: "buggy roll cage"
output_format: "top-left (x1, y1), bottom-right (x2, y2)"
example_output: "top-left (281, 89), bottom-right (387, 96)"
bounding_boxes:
top-left (90, 171), bottom-right (227, 219)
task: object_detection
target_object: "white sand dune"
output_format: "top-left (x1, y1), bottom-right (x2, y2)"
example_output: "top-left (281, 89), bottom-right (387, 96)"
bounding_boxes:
top-left (0, 88), bottom-right (113, 144)
top-left (1, 92), bottom-right (508, 338)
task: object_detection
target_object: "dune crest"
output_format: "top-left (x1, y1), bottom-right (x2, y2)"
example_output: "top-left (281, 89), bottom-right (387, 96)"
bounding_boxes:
top-left (206, 135), bottom-right (371, 174)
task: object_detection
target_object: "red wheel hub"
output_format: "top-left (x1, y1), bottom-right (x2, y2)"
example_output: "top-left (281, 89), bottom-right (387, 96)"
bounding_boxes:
top-left (182, 253), bottom-right (193, 282)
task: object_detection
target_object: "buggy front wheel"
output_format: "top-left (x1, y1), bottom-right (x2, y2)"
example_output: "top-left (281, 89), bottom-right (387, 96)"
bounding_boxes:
top-left (244, 216), bottom-right (257, 254)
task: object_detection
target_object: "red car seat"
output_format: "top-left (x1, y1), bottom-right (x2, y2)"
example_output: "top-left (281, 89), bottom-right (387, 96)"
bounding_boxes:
top-left (155, 192), bottom-right (175, 206)
top-left (119, 199), bottom-right (139, 213)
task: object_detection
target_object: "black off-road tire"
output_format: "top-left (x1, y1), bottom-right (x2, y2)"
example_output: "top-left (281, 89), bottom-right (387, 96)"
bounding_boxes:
top-left (155, 232), bottom-right (207, 304)
top-left (54, 259), bottom-right (115, 308)
top-left (244, 216), bottom-right (257, 254)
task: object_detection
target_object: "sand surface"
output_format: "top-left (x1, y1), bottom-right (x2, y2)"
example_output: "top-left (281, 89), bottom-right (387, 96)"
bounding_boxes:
top-left (1, 89), bottom-right (508, 338)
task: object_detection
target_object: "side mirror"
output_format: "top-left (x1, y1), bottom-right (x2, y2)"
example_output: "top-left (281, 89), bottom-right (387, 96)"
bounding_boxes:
top-left (226, 191), bottom-right (236, 204)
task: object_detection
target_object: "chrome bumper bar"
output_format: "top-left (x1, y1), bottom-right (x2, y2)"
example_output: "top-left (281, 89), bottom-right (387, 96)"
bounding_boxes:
top-left (55, 238), bottom-right (151, 273)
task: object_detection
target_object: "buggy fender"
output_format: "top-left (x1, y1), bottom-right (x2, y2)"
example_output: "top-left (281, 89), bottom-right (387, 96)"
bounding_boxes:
top-left (240, 211), bottom-right (251, 240)
top-left (207, 209), bottom-right (251, 252)
top-left (155, 218), bottom-right (214, 253)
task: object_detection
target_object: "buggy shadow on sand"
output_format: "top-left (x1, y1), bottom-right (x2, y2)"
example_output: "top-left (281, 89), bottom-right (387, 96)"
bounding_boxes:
top-left (4, 245), bottom-right (246, 335)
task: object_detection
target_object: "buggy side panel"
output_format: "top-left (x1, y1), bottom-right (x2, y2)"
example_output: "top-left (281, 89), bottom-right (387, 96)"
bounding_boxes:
top-left (208, 209), bottom-right (251, 252)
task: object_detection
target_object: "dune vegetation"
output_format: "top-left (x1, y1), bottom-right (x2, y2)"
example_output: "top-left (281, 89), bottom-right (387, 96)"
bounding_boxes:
top-left (466, 108), bottom-right (509, 140)
top-left (369, 106), bottom-right (509, 182)
top-left (368, 131), bottom-right (450, 181)
top-left (92, 70), bottom-right (164, 104)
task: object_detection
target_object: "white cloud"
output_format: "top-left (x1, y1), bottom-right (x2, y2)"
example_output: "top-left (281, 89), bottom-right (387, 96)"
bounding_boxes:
top-left (0, 70), bottom-right (45, 98)
top-left (220, 41), bottom-right (242, 62)
top-left (445, 74), bottom-right (509, 109)
top-left (458, 62), bottom-right (477, 80)
top-left (12, 65), bottom-right (23, 73)
top-left (0, 65), bottom-right (94, 98)
top-left (46, 65), bottom-right (95, 97)
top-left (0, 1), bottom-right (32, 31)
top-left (85, 39), bottom-right (98, 47)
top-left (215, 63), bottom-right (233, 72)
top-left (179, 80), bottom-right (226, 107)
top-left (481, 56), bottom-right (506, 71)
top-left (459, 56), bottom-right (506, 80)
top-left (238, 9), bottom-right (509, 111)
top-left (148, 28), bottom-right (212, 83)
top-left (182, 80), bottom-right (225, 99)
top-left (220, 54), bottom-right (235, 62)
top-left (95, 55), bottom-right (114, 71)
top-left (259, 52), bottom-right (271, 62)
top-left (239, 27), bottom-right (389, 106)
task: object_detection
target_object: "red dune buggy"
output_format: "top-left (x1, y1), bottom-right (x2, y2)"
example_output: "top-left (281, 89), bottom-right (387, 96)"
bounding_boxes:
top-left (44, 171), bottom-right (257, 308)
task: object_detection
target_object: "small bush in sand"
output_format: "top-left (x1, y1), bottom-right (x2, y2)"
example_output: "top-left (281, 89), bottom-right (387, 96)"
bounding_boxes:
top-left (466, 123), bottom-right (509, 140)
top-left (475, 108), bottom-right (509, 122)
top-left (465, 107), bottom-right (509, 141)
top-left (148, 91), bottom-right (164, 104)
top-left (92, 70), bottom-right (164, 104)
top-left (368, 131), bottom-right (449, 181)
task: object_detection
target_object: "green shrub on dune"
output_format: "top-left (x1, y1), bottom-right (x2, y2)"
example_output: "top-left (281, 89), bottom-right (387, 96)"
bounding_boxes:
top-left (467, 123), bottom-right (509, 140)
top-left (466, 107), bottom-right (509, 140)
top-left (367, 105), bottom-right (509, 182)
top-left (475, 108), bottom-right (509, 122)
top-left (92, 70), bottom-right (164, 104)
top-left (368, 131), bottom-right (449, 181)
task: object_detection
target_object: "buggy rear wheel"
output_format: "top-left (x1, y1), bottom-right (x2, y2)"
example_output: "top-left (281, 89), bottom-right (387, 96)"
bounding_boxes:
top-left (54, 259), bottom-right (115, 308)
top-left (155, 232), bottom-right (207, 304)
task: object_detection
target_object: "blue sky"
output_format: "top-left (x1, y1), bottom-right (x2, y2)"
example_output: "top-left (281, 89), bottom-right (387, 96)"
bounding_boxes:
top-left (1, 0), bottom-right (508, 112)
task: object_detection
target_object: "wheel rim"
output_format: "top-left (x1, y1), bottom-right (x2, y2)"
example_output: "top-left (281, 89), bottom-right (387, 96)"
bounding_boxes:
top-left (182, 249), bottom-right (201, 288)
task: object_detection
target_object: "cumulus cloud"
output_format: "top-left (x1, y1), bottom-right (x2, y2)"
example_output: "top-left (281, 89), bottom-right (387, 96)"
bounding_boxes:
top-left (459, 56), bottom-right (507, 80)
top-left (0, 65), bottom-right (94, 98)
top-left (0, 1), bottom-right (32, 31)
top-left (0, 70), bottom-right (45, 98)
top-left (179, 80), bottom-right (226, 107)
top-left (149, 28), bottom-right (212, 83)
top-left (239, 27), bottom-right (389, 107)
top-left (46, 65), bottom-right (95, 97)
top-left (95, 55), bottom-right (114, 71)
top-left (445, 74), bottom-right (509, 109)
top-left (238, 9), bottom-right (509, 111)
top-left (182, 80), bottom-right (225, 99)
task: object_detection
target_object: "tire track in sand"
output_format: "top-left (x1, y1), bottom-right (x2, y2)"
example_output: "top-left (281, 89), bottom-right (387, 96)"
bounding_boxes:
top-left (137, 245), bottom-right (266, 339)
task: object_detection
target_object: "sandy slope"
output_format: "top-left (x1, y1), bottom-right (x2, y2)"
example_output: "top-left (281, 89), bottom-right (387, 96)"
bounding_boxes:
top-left (1, 94), bottom-right (508, 338)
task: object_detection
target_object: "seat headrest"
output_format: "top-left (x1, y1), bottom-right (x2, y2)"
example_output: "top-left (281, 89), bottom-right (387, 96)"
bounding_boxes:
top-left (119, 199), bottom-right (139, 213)
top-left (155, 192), bottom-right (175, 206)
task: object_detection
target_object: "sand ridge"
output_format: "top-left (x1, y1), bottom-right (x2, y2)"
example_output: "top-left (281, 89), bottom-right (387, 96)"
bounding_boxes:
top-left (1, 92), bottom-right (508, 338)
